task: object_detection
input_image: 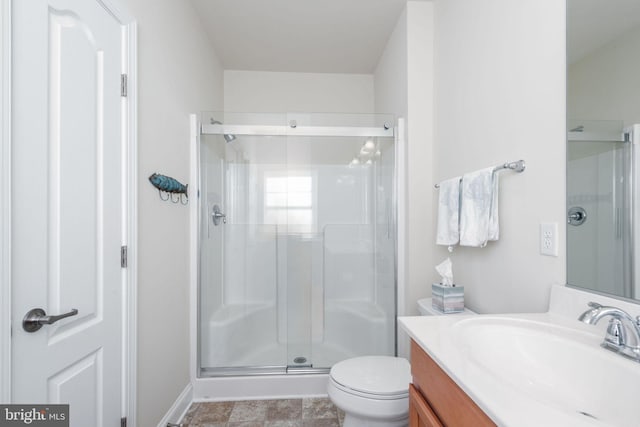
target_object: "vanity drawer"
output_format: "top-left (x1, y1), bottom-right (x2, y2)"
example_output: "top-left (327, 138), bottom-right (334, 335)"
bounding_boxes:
top-left (409, 383), bottom-right (443, 427)
top-left (410, 339), bottom-right (496, 426)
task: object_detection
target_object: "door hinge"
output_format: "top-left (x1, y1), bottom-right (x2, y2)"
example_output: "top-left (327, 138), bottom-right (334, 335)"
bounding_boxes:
top-left (121, 417), bottom-right (127, 427)
top-left (121, 74), bottom-right (128, 97)
top-left (121, 245), bottom-right (128, 268)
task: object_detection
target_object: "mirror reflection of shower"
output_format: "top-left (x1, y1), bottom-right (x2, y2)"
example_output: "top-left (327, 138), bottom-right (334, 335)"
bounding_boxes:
top-left (566, 120), bottom-right (635, 299)
top-left (197, 112), bottom-right (397, 377)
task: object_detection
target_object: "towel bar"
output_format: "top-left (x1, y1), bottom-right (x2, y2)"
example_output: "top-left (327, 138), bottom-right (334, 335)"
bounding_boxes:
top-left (435, 160), bottom-right (525, 188)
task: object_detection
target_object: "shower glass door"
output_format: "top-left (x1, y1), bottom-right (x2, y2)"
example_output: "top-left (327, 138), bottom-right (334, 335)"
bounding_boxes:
top-left (198, 112), bottom-right (396, 376)
top-left (199, 113), bottom-right (289, 374)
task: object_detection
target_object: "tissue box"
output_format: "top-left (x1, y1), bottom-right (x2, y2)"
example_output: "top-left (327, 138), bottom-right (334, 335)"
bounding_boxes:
top-left (431, 283), bottom-right (464, 313)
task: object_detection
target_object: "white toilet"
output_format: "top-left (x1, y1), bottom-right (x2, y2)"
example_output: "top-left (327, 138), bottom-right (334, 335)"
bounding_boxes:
top-left (328, 298), bottom-right (476, 427)
top-left (328, 356), bottom-right (411, 427)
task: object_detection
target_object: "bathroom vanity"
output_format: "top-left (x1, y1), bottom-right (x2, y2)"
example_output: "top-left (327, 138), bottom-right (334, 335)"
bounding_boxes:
top-left (409, 340), bottom-right (494, 426)
top-left (400, 285), bottom-right (640, 427)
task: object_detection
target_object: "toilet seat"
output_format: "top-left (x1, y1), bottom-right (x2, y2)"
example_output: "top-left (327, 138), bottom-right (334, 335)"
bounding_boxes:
top-left (329, 356), bottom-right (411, 399)
top-left (330, 376), bottom-right (408, 400)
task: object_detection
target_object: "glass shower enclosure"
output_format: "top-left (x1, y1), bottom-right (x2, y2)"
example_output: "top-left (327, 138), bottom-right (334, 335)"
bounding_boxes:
top-left (567, 120), bottom-right (634, 298)
top-left (197, 112), bottom-right (397, 376)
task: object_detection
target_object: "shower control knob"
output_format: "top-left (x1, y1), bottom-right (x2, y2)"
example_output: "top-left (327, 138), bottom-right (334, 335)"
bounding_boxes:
top-left (212, 204), bottom-right (226, 226)
top-left (568, 206), bottom-right (587, 226)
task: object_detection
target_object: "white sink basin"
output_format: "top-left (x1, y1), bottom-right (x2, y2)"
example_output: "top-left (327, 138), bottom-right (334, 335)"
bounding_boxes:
top-left (399, 309), bottom-right (640, 426)
top-left (451, 317), bottom-right (640, 426)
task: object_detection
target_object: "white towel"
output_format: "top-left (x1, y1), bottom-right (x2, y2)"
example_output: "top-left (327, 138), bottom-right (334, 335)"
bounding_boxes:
top-left (436, 177), bottom-right (461, 246)
top-left (487, 171), bottom-right (499, 242)
top-left (459, 167), bottom-right (499, 247)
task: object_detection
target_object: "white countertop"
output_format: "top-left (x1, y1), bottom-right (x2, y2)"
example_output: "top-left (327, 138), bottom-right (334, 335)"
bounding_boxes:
top-left (399, 286), bottom-right (640, 427)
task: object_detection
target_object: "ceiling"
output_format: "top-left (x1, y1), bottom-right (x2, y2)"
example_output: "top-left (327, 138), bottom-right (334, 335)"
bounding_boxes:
top-left (568, 0), bottom-right (640, 64)
top-left (189, 0), bottom-right (408, 74)
top-left (191, 1), bottom-right (640, 72)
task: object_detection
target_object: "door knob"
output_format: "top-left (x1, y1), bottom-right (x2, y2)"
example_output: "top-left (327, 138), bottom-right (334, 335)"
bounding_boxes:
top-left (22, 308), bottom-right (78, 332)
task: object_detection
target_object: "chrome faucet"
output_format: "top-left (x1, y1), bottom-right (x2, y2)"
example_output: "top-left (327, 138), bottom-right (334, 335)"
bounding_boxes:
top-left (579, 302), bottom-right (640, 362)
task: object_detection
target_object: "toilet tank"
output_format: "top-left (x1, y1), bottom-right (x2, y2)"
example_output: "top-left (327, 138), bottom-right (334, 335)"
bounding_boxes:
top-left (417, 298), bottom-right (476, 316)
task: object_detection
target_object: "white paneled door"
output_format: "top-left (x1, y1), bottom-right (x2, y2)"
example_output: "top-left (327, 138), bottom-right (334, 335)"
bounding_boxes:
top-left (11, 0), bottom-right (125, 425)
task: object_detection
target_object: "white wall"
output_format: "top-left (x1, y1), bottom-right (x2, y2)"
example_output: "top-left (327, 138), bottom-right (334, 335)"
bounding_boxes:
top-left (374, 1), bottom-right (435, 320)
top-left (120, 0), bottom-right (223, 425)
top-left (405, 2), bottom-right (436, 315)
top-left (374, 7), bottom-right (408, 121)
top-left (224, 70), bottom-right (374, 113)
top-left (374, 8), bottom-right (408, 335)
top-left (433, 0), bottom-right (566, 313)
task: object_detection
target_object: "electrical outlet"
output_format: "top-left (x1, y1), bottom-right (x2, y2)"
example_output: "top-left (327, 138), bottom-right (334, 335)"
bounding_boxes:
top-left (540, 223), bottom-right (558, 256)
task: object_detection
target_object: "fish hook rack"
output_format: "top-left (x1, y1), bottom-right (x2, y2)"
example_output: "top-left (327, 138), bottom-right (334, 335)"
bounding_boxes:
top-left (148, 173), bottom-right (189, 205)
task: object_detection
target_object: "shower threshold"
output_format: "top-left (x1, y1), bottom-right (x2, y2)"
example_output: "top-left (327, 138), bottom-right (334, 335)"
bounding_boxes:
top-left (200, 364), bottom-right (329, 377)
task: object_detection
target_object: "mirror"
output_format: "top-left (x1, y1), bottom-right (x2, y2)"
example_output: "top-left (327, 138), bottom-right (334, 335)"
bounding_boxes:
top-left (567, 0), bottom-right (640, 300)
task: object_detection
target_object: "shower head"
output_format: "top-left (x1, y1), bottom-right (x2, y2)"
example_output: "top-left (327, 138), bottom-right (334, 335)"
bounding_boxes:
top-left (210, 119), bottom-right (237, 143)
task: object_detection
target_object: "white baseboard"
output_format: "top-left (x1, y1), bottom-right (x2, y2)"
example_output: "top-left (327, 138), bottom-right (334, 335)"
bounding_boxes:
top-left (193, 373), bottom-right (329, 401)
top-left (156, 383), bottom-right (193, 427)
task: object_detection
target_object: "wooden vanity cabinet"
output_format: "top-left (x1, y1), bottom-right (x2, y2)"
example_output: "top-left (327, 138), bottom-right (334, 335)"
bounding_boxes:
top-left (409, 339), bottom-right (496, 427)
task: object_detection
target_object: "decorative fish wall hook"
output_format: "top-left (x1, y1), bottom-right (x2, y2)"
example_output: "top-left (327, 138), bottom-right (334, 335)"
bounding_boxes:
top-left (148, 173), bottom-right (188, 205)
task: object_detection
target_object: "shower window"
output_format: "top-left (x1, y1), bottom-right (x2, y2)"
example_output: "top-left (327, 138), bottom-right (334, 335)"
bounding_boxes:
top-left (264, 173), bottom-right (316, 234)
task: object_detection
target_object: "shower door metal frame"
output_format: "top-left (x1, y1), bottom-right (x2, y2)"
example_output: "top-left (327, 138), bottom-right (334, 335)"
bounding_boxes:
top-left (202, 123), bottom-right (393, 139)
top-left (193, 114), bottom-right (398, 378)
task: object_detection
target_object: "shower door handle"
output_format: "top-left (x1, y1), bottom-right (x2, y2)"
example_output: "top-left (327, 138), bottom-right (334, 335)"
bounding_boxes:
top-left (212, 204), bottom-right (226, 226)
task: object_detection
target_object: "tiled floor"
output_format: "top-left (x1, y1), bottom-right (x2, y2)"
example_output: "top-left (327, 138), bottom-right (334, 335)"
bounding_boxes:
top-left (181, 397), bottom-right (345, 427)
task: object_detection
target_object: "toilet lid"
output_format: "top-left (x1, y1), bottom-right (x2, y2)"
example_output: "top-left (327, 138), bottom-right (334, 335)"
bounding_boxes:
top-left (330, 356), bottom-right (411, 397)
